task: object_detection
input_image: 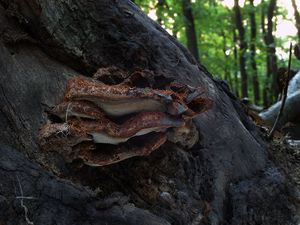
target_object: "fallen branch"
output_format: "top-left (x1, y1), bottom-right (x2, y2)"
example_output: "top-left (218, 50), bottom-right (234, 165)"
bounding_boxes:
top-left (268, 43), bottom-right (293, 139)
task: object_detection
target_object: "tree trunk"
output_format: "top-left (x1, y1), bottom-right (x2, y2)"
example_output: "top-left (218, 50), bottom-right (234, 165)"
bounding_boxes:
top-left (233, 26), bottom-right (240, 97)
top-left (266, 0), bottom-right (278, 101)
top-left (234, 0), bottom-right (249, 98)
top-left (222, 30), bottom-right (233, 89)
top-left (260, 71), bottom-right (300, 126)
top-left (261, 0), bottom-right (271, 107)
top-left (0, 0), bottom-right (298, 224)
top-left (249, 0), bottom-right (260, 104)
top-left (156, 0), bottom-right (164, 25)
top-left (181, 0), bottom-right (200, 62)
top-left (291, 0), bottom-right (300, 41)
top-left (260, 90), bottom-right (300, 127)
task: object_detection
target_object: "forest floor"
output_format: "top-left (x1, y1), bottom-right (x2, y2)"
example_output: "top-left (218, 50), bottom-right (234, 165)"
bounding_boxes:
top-left (270, 139), bottom-right (300, 188)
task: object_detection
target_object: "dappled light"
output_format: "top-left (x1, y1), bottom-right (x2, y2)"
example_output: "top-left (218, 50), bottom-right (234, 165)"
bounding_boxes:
top-left (136, 0), bottom-right (300, 107)
top-left (0, 0), bottom-right (300, 224)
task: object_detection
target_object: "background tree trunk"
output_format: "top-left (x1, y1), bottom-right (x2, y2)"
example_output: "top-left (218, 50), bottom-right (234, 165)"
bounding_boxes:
top-left (260, 90), bottom-right (300, 127)
top-left (249, 0), bottom-right (260, 104)
top-left (234, 0), bottom-right (249, 98)
top-left (261, 0), bottom-right (272, 107)
top-left (156, 0), bottom-right (164, 25)
top-left (233, 26), bottom-right (240, 97)
top-left (260, 71), bottom-right (300, 127)
top-left (266, 0), bottom-right (278, 101)
top-left (182, 0), bottom-right (200, 62)
top-left (291, 0), bottom-right (300, 41)
top-left (222, 30), bottom-right (233, 89)
top-left (0, 0), bottom-right (298, 224)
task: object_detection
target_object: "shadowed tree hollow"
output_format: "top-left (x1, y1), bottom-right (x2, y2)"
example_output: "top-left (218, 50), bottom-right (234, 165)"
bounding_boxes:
top-left (0, 0), bottom-right (298, 225)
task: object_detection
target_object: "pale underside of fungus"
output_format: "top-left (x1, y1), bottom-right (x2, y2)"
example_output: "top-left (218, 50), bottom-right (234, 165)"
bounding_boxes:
top-left (39, 69), bottom-right (213, 166)
top-left (75, 132), bottom-right (167, 167)
top-left (64, 77), bottom-right (211, 117)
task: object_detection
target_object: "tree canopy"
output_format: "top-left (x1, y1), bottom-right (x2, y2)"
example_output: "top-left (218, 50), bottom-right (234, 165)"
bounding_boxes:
top-left (134, 0), bottom-right (300, 106)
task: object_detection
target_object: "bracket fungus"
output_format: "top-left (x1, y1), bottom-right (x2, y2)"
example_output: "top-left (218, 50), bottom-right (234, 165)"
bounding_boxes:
top-left (39, 69), bottom-right (213, 166)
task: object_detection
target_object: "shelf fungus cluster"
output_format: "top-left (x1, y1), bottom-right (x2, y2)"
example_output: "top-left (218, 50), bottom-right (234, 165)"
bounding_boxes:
top-left (39, 71), bottom-right (213, 166)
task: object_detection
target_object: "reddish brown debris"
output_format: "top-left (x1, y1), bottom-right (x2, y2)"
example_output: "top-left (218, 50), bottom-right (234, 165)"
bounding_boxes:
top-left (93, 66), bottom-right (129, 84)
top-left (185, 97), bottom-right (214, 118)
top-left (166, 82), bottom-right (213, 118)
top-left (93, 67), bottom-right (156, 88)
top-left (122, 69), bottom-right (155, 88)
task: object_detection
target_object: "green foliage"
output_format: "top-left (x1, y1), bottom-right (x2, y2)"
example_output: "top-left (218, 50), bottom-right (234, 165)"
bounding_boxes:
top-left (133, 0), bottom-right (300, 106)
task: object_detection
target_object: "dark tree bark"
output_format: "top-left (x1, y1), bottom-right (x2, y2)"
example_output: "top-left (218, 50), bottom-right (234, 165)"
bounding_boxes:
top-left (181, 0), bottom-right (200, 62)
top-left (291, 0), bottom-right (300, 41)
top-left (249, 0), bottom-right (260, 104)
top-left (0, 0), bottom-right (298, 224)
top-left (0, 144), bottom-right (172, 225)
top-left (234, 0), bottom-right (249, 98)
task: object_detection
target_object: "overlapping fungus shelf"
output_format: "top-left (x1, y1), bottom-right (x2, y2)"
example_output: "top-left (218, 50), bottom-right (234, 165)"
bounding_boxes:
top-left (39, 70), bottom-right (213, 166)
